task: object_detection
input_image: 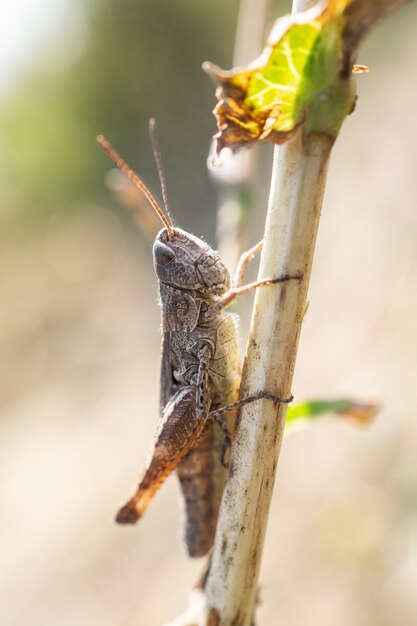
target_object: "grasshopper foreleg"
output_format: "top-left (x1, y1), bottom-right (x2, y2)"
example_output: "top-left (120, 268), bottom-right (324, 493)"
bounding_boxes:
top-left (207, 272), bottom-right (303, 315)
top-left (205, 240), bottom-right (303, 318)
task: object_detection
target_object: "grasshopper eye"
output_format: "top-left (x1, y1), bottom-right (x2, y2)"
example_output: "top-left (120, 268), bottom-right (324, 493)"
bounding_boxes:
top-left (153, 241), bottom-right (176, 266)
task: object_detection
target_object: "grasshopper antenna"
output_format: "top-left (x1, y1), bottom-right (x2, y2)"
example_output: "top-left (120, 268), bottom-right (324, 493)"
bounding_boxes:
top-left (148, 118), bottom-right (175, 228)
top-left (96, 134), bottom-right (174, 236)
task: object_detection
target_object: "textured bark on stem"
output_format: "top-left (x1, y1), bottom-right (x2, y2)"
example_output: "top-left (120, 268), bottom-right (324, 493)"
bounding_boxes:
top-left (204, 128), bottom-right (332, 625)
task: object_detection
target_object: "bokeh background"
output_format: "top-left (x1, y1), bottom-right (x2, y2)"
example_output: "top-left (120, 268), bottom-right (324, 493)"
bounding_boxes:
top-left (1, 1), bottom-right (416, 625)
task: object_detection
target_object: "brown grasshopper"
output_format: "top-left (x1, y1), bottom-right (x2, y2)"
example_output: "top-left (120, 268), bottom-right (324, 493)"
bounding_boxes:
top-left (97, 122), bottom-right (300, 557)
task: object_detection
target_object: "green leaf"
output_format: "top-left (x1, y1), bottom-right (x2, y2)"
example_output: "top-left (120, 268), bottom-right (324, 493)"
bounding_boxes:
top-left (285, 398), bottom-right (378, 434)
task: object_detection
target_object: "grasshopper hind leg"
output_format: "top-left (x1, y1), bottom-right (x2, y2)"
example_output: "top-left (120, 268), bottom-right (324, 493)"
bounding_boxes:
top-left (116, 386), bottom-right (204, 525)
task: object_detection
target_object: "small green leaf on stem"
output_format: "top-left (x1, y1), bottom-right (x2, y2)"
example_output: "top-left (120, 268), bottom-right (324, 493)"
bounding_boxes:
top-left (286, 398), bottom-right (379, 432)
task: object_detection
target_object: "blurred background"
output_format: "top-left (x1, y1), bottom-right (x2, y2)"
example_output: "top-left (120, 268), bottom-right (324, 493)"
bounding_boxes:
top-left (1, 1), bottom-right (416, 625)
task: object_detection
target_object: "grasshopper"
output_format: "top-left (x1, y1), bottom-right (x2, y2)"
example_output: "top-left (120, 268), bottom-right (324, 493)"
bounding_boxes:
top-left (97, 121), bottom-right (300, 557)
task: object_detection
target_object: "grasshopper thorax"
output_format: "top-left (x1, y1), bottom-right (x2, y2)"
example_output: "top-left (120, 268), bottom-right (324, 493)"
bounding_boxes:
top-left (153, 228), bottom-right (231, 298)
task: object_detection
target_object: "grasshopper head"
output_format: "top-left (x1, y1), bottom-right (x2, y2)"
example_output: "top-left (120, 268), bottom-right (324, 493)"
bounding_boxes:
top-left (153, 228), bottom-right (231, 297)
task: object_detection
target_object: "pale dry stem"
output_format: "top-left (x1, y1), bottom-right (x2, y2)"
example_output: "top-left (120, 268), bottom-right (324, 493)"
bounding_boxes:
top-left (203, 128), bottom-right (332, 626)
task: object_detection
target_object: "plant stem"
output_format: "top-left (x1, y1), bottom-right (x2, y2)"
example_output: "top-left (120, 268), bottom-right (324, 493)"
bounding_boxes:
top-left (203, 0), bottom-right (334, 612)
top-left (204, 129), bottom-right (332, 626)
